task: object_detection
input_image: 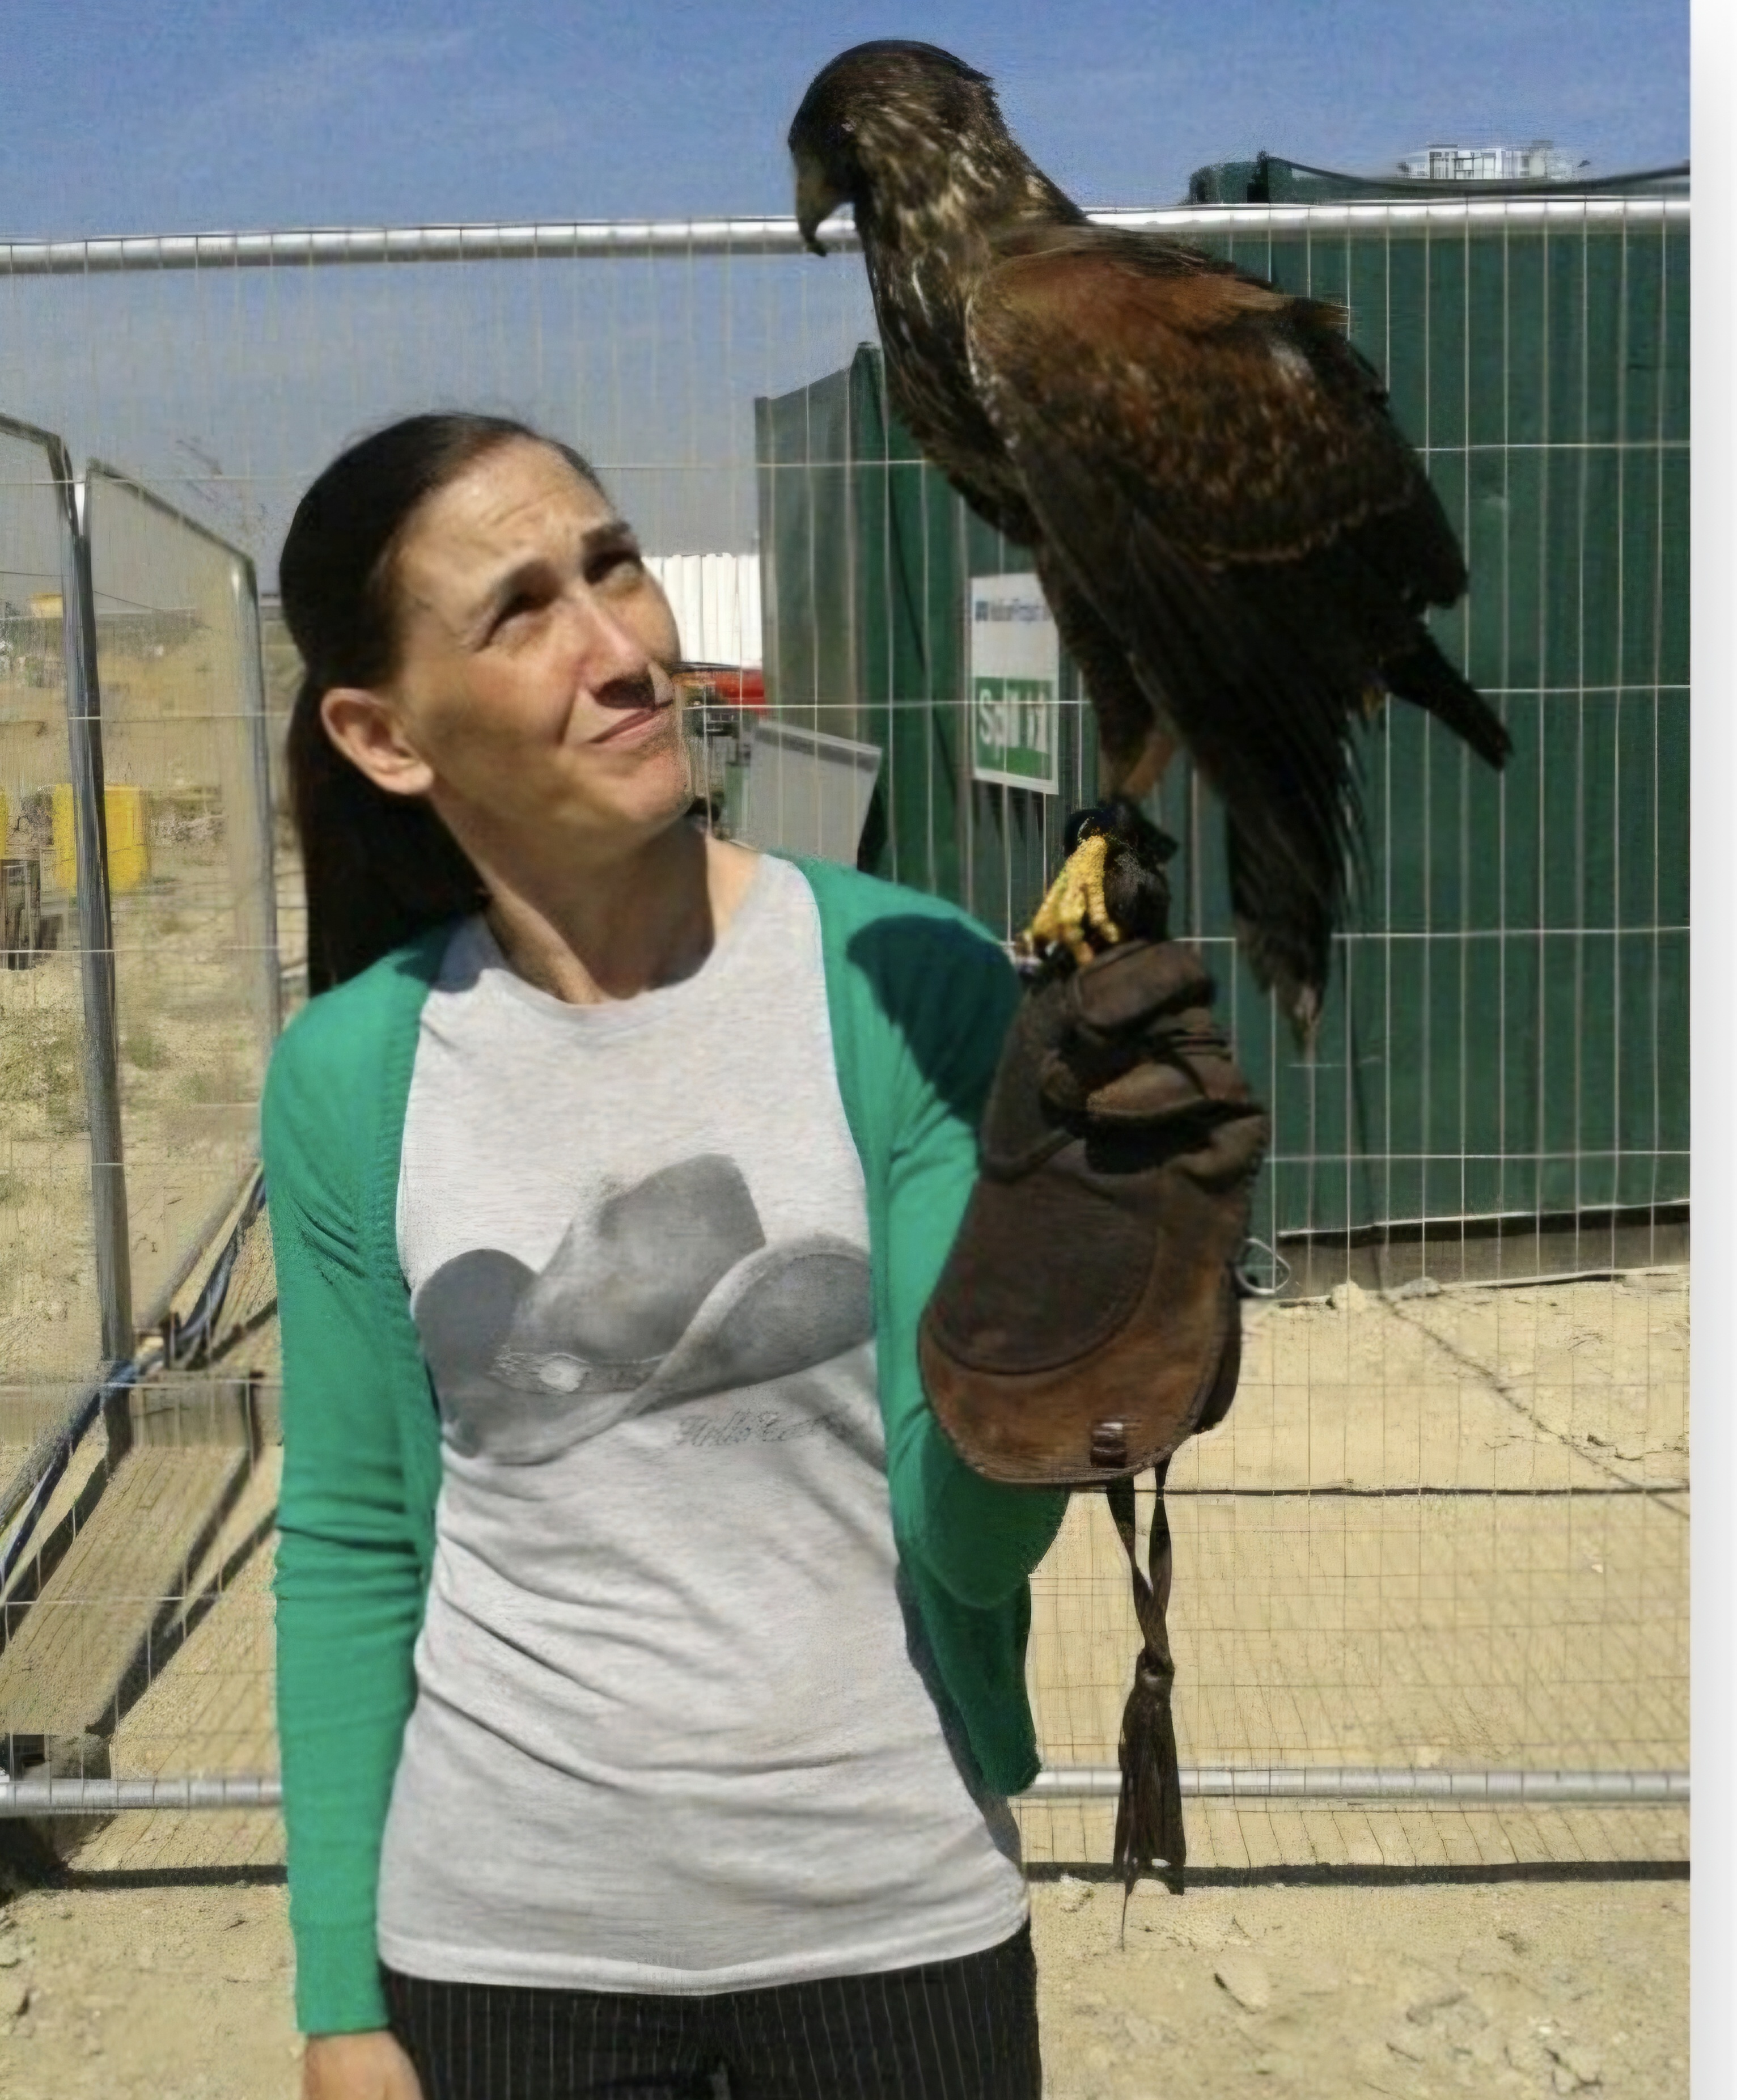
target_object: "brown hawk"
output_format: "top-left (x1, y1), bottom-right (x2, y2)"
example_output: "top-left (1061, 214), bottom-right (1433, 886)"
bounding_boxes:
top-left (790, 41), bottom-right (1510, 1038)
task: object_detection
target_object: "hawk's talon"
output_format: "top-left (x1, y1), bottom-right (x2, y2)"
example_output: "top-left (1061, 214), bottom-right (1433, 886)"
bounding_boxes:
top-left (1021, 829), bottom-right (1123, 966)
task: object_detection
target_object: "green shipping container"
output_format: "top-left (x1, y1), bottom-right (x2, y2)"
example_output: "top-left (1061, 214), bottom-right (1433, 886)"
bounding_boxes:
top-left (754, 170), bottom-right (1688, 1262)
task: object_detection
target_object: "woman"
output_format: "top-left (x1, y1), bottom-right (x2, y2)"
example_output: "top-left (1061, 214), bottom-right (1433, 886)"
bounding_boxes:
top-left (265, 412), bottom-right (1069, 2100)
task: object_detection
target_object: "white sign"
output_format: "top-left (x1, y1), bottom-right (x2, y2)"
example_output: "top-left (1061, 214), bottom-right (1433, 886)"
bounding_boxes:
top-left (968, 573), bottom-right (1059, 794)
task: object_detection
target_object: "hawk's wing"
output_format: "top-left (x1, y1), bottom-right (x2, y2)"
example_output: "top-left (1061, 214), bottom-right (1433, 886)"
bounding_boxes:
top-left (967, 228), bottom-right (1460, 581)
top-left (963, 231), bottom-right (1458, 994)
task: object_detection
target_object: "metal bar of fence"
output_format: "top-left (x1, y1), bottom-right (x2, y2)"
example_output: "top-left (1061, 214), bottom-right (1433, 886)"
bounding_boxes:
top-left (62, 486), bottom-right (133, 1371)
top-left (63, 532), bottom-right (132, 1375)
top-left (0, 1777), bottom-right (281, 1816)
top-left (0, 1768), bottom-right (1688, 1818)
top-left (233, 558), bottom-right (283, 1048)
top-left (84, 453), bottom-right (265, 564)
top-left (1023, 1768), bottom-right (1691, 1806)
top-left (0, 196), bottom-right (1689, 277)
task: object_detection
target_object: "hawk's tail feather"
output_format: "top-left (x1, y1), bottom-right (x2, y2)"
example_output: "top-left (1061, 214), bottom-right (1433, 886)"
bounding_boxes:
top-left (1386, 634), bottom-right (1512, 772)
top-left (1231, 891), bottom-right (1329, 1050)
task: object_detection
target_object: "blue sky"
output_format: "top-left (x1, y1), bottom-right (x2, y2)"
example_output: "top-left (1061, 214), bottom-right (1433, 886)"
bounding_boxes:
top-left (1, 0), bottom-right (1689, 238)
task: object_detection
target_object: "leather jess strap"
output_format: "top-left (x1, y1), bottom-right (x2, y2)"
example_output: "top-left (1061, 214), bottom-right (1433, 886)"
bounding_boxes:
top-left (1106, 1463), bottom-right (1185, 1910)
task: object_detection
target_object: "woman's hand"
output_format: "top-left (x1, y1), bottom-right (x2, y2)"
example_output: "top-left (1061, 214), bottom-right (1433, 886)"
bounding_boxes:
top-left (303, 2030), bottom-right (425, 2100)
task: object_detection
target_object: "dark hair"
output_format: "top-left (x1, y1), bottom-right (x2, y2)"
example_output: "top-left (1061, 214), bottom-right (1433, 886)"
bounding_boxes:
top-left (281, 412), bottom-right (606, 993)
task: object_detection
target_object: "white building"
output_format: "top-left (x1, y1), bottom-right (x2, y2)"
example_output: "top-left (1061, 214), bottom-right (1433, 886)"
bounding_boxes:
top-left (1396, 141), bottom-right (1587, 183)
top-left (643, 552), bottom-right (762, 668)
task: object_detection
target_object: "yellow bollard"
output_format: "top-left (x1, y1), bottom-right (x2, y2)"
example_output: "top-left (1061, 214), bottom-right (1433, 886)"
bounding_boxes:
top-left (51, 782), bottom-right (150, 895)
top-left (50, 784), bottom-right (74, 892)
top-left (104, 785), bottom-right (149, 894)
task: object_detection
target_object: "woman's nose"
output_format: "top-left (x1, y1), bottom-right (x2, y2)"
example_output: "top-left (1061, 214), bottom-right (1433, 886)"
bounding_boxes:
top-left (564, 588), bottom-right (656, 685)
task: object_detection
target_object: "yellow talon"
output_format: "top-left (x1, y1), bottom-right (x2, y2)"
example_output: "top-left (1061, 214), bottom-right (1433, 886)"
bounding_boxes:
top-left (1021, 830), bottom-right (1122, 967)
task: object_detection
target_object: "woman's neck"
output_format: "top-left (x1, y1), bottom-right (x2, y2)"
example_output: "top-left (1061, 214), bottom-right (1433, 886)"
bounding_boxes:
top-left (478, 823), bottom-right (759, 1006)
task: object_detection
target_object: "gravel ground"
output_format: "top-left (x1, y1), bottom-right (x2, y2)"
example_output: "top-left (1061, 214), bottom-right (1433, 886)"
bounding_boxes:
top-left (1030, 1868), bottom-right (1689, 2099)
top-left (0, 1861), bottom-right (1689, 2098)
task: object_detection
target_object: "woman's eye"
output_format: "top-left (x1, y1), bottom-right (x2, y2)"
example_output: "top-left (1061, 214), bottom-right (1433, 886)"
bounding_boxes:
top-left (492, 591), bottom-right (547, 635)
top-left (591, 549), bottom-right (645, 591)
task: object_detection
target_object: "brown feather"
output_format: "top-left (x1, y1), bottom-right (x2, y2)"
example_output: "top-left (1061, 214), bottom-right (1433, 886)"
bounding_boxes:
top-left (969, 242), bottom-right (1430, 567)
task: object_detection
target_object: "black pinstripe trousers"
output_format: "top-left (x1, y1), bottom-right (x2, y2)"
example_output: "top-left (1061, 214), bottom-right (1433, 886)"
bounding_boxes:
top-left (382, 1923), bottom-right (1042, 2099)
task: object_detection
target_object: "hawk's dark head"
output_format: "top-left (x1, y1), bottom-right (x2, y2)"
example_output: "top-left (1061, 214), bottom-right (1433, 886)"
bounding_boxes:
top-left (789, 41), bottom-right (1007, 255)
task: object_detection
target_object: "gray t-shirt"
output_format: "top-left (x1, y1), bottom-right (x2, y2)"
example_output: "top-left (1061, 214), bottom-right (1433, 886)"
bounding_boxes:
top-left (378, 854), bottom-right (1026, 1992)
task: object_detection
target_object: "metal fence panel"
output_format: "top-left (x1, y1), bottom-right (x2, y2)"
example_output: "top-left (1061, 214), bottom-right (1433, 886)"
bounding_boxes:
top-left (82, 469), bottom-right (278, 1330)
top-left (0, 427), bottom-right (105, 1438)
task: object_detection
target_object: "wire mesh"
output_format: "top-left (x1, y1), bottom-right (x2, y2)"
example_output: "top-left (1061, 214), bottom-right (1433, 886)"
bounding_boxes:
top-left (0, 427), bottom-right (103, 1440)
top-left (0, 201), bottom-right (1689, 1868)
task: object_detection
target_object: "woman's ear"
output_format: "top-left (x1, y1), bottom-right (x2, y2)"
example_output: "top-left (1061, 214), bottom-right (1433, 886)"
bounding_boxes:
top-left (319, 687), bottom-right (435, 800)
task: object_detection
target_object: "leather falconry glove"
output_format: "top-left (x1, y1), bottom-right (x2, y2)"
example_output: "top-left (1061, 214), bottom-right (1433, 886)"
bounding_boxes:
top-left (920, 802), bottom-right (1270, 1916)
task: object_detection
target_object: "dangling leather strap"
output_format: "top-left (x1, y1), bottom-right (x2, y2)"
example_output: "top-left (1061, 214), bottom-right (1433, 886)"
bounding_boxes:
top-left (1107, 1457), bottom-right (1186, 1930)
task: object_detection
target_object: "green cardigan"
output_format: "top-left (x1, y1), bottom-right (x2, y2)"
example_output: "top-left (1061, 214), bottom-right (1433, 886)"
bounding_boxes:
top-left (262, 854), bottom-right (1070, 2037)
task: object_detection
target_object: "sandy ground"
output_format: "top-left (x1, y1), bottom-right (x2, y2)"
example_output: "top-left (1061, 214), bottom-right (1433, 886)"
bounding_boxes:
top-left (0, 1858), bottom-right (1690, 2098)
top-left (0, 1247), bottom-right (1691, 2094)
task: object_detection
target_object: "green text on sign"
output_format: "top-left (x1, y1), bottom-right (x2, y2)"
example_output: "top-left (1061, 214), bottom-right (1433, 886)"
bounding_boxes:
top-left (973, 678), bottom-right (1058, 789)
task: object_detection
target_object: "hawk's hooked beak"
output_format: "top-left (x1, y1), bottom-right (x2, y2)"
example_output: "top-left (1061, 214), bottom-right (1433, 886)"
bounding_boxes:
top-left (794, 159), bottom-right (846, 256)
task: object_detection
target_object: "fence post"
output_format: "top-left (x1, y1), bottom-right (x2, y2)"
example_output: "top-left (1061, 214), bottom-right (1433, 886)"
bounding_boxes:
top-left (230, 555), bottom-right (282, 1047)
top-left (53, 452), bottom-right (134, 1408)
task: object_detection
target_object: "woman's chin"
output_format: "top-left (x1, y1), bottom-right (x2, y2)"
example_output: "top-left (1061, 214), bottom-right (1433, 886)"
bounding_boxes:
top-left (572, 747), bottom-right (695, 841)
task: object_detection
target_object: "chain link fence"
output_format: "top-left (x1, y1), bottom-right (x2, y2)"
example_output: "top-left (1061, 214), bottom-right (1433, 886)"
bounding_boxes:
top-left (0, 194), bottom-right (1688, 1873)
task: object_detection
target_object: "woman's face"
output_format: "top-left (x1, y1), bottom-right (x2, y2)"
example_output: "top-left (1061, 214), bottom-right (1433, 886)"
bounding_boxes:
top-left (337, 438), bottom-right (689, 858)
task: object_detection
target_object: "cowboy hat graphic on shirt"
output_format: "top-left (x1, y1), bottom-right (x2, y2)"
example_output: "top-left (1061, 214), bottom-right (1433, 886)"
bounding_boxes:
top-left (413, 1154), bottom-right (873, 1464)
